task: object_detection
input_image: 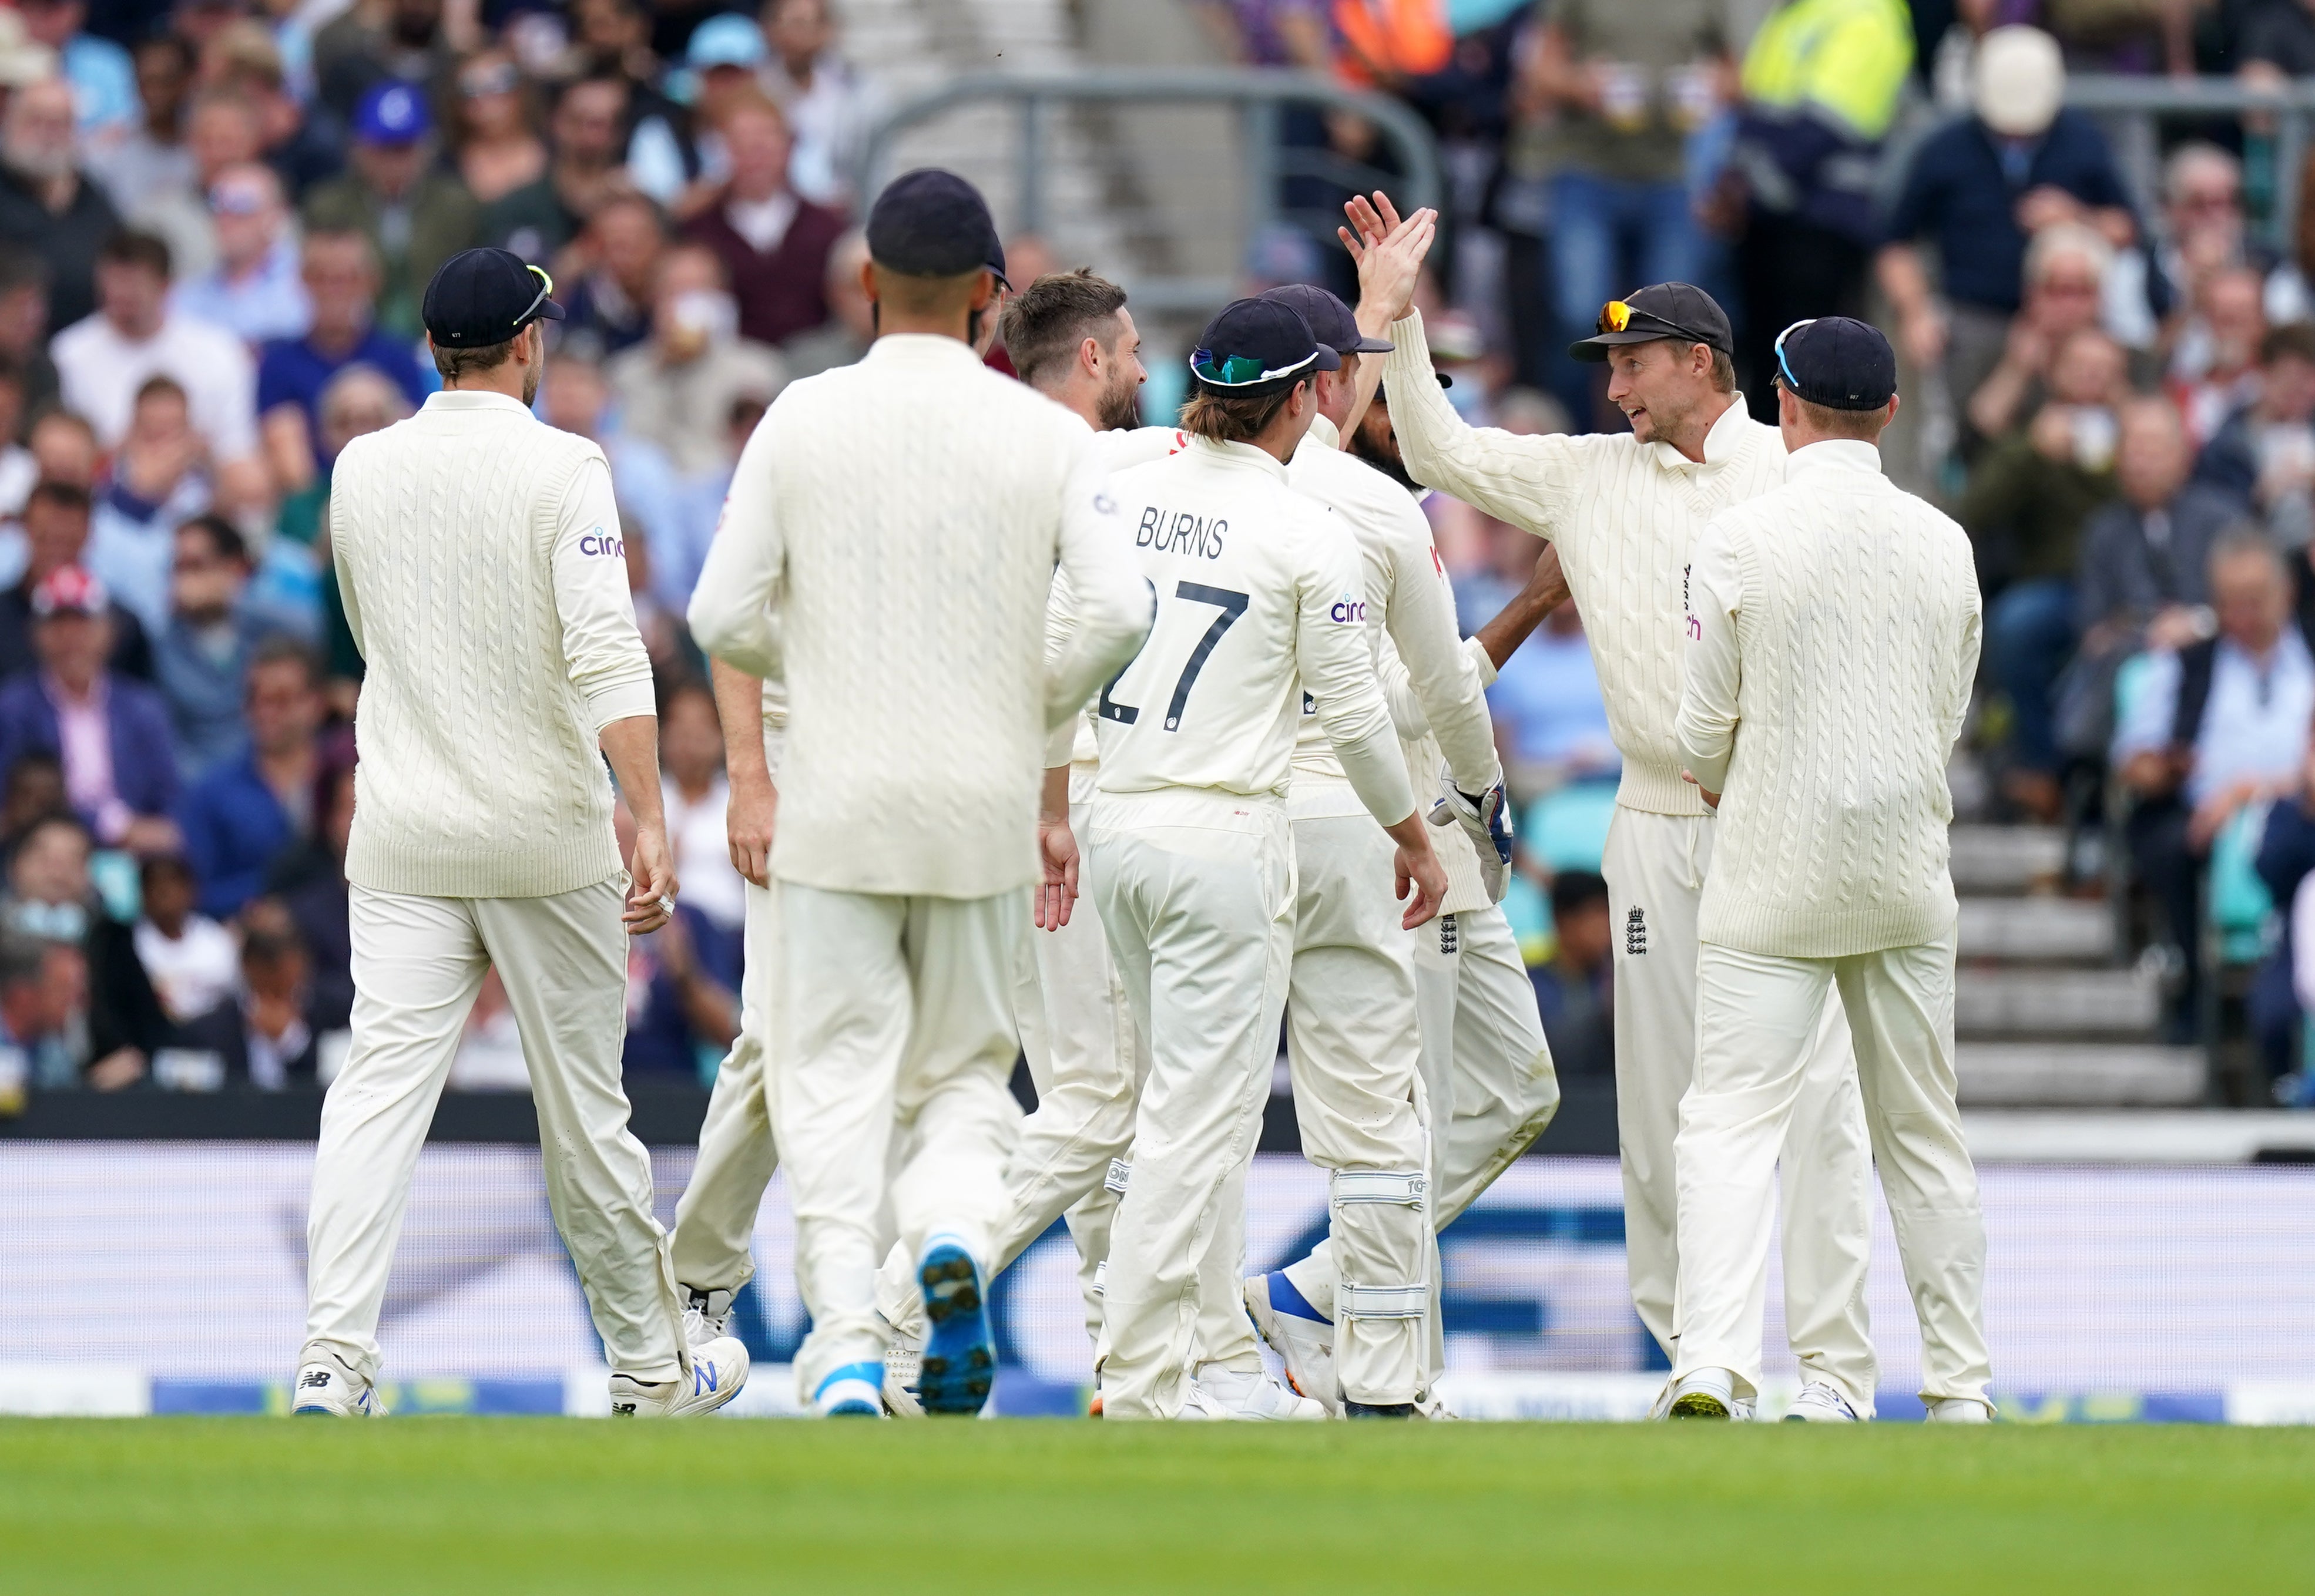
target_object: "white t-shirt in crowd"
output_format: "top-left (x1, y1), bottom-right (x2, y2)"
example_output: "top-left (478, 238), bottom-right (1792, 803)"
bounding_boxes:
top-left (134, 914), bottom-right (240, 1024)
top-left (51, 310), bottom-right (260, 461)
top-left (663, 772), bottom-right (746, 933)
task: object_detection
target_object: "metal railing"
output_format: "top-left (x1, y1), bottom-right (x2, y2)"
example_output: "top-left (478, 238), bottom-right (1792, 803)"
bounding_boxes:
top-left (2068, 74), bottom-right (2315, 253)
top-left (858, 68), bottom-right (1444, 315)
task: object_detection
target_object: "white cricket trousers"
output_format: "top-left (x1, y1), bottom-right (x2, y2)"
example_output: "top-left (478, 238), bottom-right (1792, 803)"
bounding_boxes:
top-left (1603, 807), bottom-right (1879, 1409)
top-left (1090, 791), bottom-right (1294, 1420)
top-left (777, 882), bottom-right (1024, 1402)
top-left (669, 875), bottom-right (779, 1296)
top-left (1197, 813), bottom-right (1435, 1406)
top-left (874, 778), bottom-right (1146, 1348)
top-left (1674, 928), bottom-right (1994, 1406)
top-left (303, 880), bottom-right (685, 1384)
top-left (1271, 901), bottom-right (1561, 1370)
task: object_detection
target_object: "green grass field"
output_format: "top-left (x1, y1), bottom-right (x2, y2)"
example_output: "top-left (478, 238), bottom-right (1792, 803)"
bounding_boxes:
top-left (2, 1421), bottom-right (2307, 1594)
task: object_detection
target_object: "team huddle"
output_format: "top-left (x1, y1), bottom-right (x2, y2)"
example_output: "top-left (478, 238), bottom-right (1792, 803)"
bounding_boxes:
top-left (288, 167), bottom-right (1996, 1424)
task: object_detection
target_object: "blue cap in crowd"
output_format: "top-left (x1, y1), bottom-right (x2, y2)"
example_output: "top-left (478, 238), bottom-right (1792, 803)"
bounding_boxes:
top-left (353, 80), bottom-right (430, 145)
top-left (1773, 316), bottom-right (1897, 412)
top-left (687, 14), bottom-right (769, 69)
top-left (1189, 297), bottom-right (1340, 395)
top-left (1257, 283), bottom-right (1393, 358)
top-left (865, 169), bottom-right (1008, 285)
top-left (423, 247), bottom-right (564, 348)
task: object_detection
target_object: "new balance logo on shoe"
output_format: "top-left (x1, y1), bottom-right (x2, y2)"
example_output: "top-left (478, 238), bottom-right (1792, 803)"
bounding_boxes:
top-left (1626, 907), bottom-right (1648, 956)
top-left (612, 1401), bottom-right (637, 1416)
top-left (300, 1370), bottom-right (330, 1389)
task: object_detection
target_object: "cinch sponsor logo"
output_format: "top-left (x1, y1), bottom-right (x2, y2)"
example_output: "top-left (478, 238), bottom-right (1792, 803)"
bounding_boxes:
top-left (1329, 595), bottom-right (1366, 623)
top-left (579, 527), bottom-right (625, 558)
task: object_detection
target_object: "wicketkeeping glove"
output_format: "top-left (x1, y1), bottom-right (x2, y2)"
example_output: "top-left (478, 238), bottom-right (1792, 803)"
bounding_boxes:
top-left (1428, 766), bottom-right (1514, 904)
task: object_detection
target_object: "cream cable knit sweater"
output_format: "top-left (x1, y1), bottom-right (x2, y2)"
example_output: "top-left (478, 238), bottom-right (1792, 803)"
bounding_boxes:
top-left (1382, 311), bottom-right (1787, 818)
top-left (1677, 441), bottom-right (1982, 957)
top-left (689, 334), bottom-right (1150, 899)
top-left (331, 391), bottom-right (654, 899)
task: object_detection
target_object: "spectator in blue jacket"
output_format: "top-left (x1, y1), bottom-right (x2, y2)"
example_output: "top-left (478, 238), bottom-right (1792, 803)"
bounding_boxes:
top-left (1876, 26), bottom-right (2145, 443)
top-left (152, 513), bottom-right (302, 777)
top-left (176, 636), bottom-right (323, 920)
top-left (0, 565), bottom-right (179, 855)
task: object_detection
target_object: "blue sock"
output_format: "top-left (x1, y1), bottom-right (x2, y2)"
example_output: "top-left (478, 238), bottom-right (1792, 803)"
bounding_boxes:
top-left (1267, 1271), bottom-right (1326, 1323)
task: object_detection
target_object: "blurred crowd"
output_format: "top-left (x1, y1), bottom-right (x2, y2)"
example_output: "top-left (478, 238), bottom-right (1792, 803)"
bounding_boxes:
top-left (0, 0), bottom-right (874, 1097)
top-left (10, 0), bottom-right (2315, 1097)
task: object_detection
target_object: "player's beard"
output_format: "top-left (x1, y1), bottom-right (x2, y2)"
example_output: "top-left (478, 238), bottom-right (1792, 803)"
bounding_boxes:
top-left (1348, 409), bottom-right (1420, 491)
top-left (522, 361), bottom-right (542, 406)
top-left (1095, 368), bottom-right (1140, 432)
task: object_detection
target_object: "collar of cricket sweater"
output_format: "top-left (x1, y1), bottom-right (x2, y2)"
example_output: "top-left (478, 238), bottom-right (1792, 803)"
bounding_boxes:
top-left (1306, 412), bottom-right (1340, 450)
top-left (1185, 432), bottom-right (1291, 482)
top-left (1784, 438), bottom-right (1884, 481)
top-left (1646, 394), bottom-right (1755, 473)
top-left (421, 390), bottom-right (535, 416)
top-left (862, 332), bottom-right (990, 370)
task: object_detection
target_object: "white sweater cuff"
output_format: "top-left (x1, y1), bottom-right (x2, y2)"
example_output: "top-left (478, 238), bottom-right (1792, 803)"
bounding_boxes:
top-left (1464, 634), bottom-right (1498, 689)
top-left (588, 677), bottom-right (659, 731)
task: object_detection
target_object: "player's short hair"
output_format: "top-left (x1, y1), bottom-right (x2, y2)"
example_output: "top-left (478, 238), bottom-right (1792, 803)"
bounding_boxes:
top-left (1179, 379), bottom-right (1301, 445)
top-left (1002, 269), bottom-right (1128, 387)
top-left (1789, 392), bottom-right (1887, 441)
top-left (1708, 346), bottom-right (1736, 393)
top-left (432, 331), bottom-right (520, 382)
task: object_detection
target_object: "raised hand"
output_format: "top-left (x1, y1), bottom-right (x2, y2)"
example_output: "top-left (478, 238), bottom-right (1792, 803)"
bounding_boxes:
top-left (1339, 191), bottom-right (1437, 327)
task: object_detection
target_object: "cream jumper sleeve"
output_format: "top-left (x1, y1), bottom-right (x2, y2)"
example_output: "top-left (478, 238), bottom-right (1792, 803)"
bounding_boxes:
top-left (1047, 431), bottom-right (1154, 732)
top-left (1299, 523), bottom-right (1418, 826)
top-left (1381, 310), bottom-right (1599, 538)
top-left (687, 409), bottom-right (787, 681)
top-left (1676, 518), bottom-right (1743, 798)
top-left (550, 456), bottom-right (657, 730)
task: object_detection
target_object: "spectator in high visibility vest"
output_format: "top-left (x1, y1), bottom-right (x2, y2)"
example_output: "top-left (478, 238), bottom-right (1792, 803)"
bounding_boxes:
top-left (1713, 0), bottom-right (1913, 420)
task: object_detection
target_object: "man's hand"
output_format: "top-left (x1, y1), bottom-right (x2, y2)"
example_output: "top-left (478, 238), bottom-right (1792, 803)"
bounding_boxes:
top-left (625, 821), bottom-right (677, 935)
top-left (1682, 769), bottom-right (1721, 810)
top-left (88, 1047), bottom-right (146, 1091)
top-left (1035, 815), bottom-right (1079, 931)
top-left (1898, 302), bottom-right (1948, 369)
top-left (2187, 777), bottom-right (2268, 854)
top-left (726, 768), bottom-right (776, 888)
top-left (1384, 811), bottom-right (1450, 928)
top-left (2015, 184), bottom-right (2089, 234)
top-left (1428, 771), bottom-right (1514, 903)
top-left (1340, 191), bottom-right (1438, 327)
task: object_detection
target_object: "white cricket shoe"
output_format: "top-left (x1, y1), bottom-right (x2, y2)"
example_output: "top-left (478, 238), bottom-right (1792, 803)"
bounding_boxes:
top-left (880, 1310), bottom-right (926, 1418)
top-left (608, 1336), bottom-right (749, 1417)
top-left (1784, 1382), bottom-right (1863, 1423)
top-left (1663, 1367), bottom-right (1742, 1420)
top-left (680, 1287), bottom-right (734, 1347)
top-left (291, 1349), bottom-right (384, 1417)
top-left (1927, 1396), bottom-right (1995, 1424)
top-left (1243, 1272), bottom-right (1339, 1414)
top-left (1192, 1362), bottom-right (1327, 1420)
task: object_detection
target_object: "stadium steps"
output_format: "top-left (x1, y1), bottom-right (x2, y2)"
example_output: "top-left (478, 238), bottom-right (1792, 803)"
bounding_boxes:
top-left (1948, 825), bottom-right (2201, 1107)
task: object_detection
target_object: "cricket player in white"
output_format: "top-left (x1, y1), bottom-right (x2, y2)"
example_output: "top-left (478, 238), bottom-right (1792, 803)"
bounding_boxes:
top-left (865, 272), bottom-right (1178, 1406)
top-left (295, 248), bottom-right (746, 1418)
top-left (1245, 366), bottom-right (1571, 1412)
top-left (1668, 318), bottom-right (1995, 1422)
top-left (1349, 194), bottom-right (1880, 1417)
top-left (687, 170), bottom-right (1150, 1417)
top-left (1085, 295), bottom-right (1448, 1420)
top-left (1180, 280), bottom-right (1510, 1415)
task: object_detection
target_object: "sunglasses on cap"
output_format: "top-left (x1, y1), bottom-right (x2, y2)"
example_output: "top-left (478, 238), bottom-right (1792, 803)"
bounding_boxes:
top-left (1599, 299), bottom-right (1634, 334)
top-left (1189, 347), bottom-right (1321, 388)
top-left (518, 263), bottom-right (555, 325)
top-left (1772, 318), bottom-right (1812, 389)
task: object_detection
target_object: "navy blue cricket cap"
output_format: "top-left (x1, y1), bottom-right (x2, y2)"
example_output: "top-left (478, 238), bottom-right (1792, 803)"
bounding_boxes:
top-left (865, 169), bottom-right (1009, 285)
top-left (1190, 297), bottom-right (1340, 395)
top-left (1258, 283), bottom-right (1393, 358)
top-left (1569, 281), bottom-right (1733, 363)
top-left (1773, 316), bottom-right (1897, 411)
top-left (422, 247), bottom-right (564, 348)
